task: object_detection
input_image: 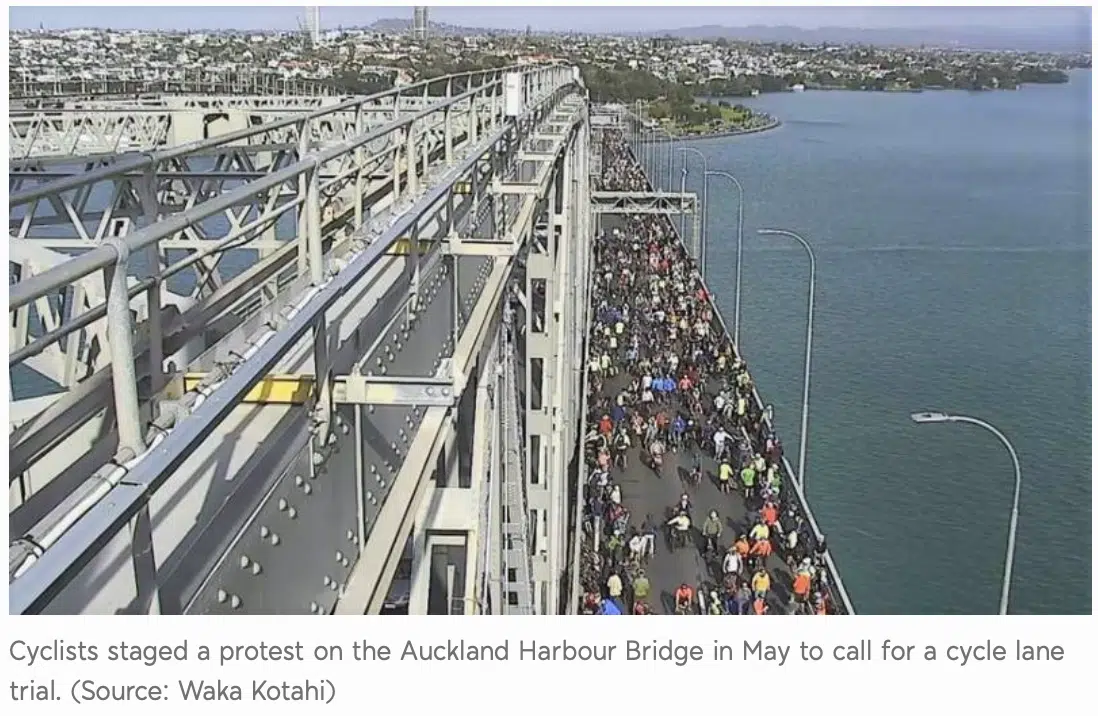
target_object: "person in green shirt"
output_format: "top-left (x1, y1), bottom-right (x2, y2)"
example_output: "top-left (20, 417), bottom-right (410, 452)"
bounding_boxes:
top-left (702, 509), bottom-right (723, 555)
top-left (719, 460), bottom-right (735, 493)
top-left (632, 570), bottom-right (651, 603)
top-left (741, 464), bottom-right (757, 500)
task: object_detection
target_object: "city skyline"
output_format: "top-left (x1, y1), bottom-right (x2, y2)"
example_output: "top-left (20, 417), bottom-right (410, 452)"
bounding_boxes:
top-left (8, 5), bottom-right (1091, 33)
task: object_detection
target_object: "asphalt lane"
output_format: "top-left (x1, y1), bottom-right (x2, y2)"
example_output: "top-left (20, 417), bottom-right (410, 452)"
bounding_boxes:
top-left (595, 215), bottom-right (795, 615)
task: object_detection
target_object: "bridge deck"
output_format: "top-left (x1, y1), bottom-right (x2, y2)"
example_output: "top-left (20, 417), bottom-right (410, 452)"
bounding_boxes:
top-left (587, 214), bottom-right (795, 616)
top-left (606, 376), bottom-right (795, 614)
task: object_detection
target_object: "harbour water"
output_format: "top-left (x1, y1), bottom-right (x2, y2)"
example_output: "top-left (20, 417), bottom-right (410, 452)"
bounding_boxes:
top-left (670, 71), bottom-right (1091, 614)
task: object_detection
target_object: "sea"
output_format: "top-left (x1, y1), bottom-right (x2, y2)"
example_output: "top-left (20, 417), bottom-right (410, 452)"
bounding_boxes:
top-left (652, 71), bottom-right (1091, 614)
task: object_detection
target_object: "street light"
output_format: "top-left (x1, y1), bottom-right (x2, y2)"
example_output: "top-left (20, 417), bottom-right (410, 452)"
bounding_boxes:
top-left (707, 170), bottom-right (746, 348)
top-left (909, 411), bottom-right (1021, 615)
top-left (678, 147), bottom-right (708, 275)
top-left (652, 126), bottom-right (675, 192)
top-left (756, 228), bottom-right (816, 495)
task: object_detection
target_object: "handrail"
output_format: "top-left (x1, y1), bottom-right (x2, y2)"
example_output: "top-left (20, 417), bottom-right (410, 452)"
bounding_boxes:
top-left (9, 65), bottom-right (547, 313)
top-left (618, 126), bottom-right (856, 615)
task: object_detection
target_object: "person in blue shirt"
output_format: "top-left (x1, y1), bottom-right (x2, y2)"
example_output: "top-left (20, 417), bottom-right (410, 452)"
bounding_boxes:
top-left (599, 599), bottom-right (622, 615)
top-left (671, 414), bottom-right (687, 451)
top-left (610, 403), bottom-right (626, 425)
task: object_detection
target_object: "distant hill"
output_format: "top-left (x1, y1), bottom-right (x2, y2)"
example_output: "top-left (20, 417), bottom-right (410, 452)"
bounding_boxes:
top-left (363, 16), bottom-right (1089, 53)
top-left (366, 17), bottom-right (520, 37)
top-left (640, 24), bottom-right (1091, 53)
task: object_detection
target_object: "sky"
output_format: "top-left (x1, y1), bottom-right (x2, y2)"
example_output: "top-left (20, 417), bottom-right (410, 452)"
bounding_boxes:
top-left (7, 5), bottom-right (1093, 33)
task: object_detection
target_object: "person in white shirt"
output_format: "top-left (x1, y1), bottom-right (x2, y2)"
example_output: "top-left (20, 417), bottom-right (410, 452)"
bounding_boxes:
top-left (713, 427), bottom-right (729, 460)
top-left (723, 550), bottom-right (743, 578)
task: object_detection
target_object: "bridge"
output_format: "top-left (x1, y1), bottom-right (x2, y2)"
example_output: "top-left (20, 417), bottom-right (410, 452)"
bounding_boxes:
top-left (8, 65), bottom-right (853, 615)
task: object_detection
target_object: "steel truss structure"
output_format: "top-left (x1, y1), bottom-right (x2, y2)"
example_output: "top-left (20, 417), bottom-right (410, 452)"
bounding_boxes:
top-left (9, 71), bottom-right (335, 102)
top-left (590, 190), bottom-right (702, 265)
top-left (9, 72), bottom-right (504, 160)
top-left (9, 63), bottom-right (588, 616)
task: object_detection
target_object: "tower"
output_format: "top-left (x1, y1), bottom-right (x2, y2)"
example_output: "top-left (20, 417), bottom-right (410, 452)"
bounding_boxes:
top-left (304, 6), bottom-right (320, 46)
top-left (413, 7), bottom-right (428, 41)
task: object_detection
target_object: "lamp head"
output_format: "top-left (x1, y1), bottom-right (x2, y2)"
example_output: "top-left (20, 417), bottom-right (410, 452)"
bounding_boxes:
top-left (910, 411), bottom-right (951, 424)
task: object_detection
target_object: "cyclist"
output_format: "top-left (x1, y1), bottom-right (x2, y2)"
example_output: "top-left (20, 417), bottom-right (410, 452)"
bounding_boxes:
top-left (718, 459), bottom-right (734, 493)
top-left (649, 437), bottom-right (666, 471)
top-left (690, 458), bottom-right (703, 487)
top-left (706, 588), bottom-right (724, 615)
top-left (667, 511), bottom-right (691, 550)
top-left (722, 546), bottom-right (743, 580)
top-left (701, 509), bottom-right (723, 556)
top-left (674, 583), bottom-right (695, 614)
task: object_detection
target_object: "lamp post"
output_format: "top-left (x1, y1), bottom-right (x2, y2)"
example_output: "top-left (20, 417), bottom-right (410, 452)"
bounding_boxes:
top-left (909, 411), bottom-right (1021, 615)
top-left (706, 170), bottom-right (745, 348)
top-left (678, 147), bottom-right (709, 275)
top-left (756, 228), bottom-right (816, 494)
top-left (678, 165), bottom-right (687, 238)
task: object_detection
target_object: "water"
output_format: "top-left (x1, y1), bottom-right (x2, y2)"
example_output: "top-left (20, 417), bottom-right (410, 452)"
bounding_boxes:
top-left (654, 73), bottom-right (1091, 614)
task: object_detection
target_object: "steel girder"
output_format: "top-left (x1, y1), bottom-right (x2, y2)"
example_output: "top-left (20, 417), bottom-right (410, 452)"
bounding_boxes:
top-left (9, 72), bottom-right (335, 102)
top-left (8, 66), bottom-right (584, 615)
top-left (589, 190), bottom-right (699, 215)
top-left (9, 95), bottom-right (463, 161)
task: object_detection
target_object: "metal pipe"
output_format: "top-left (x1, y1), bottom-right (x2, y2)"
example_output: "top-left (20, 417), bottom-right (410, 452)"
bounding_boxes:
top-left (910, 411), bottom-right (1021, 615)
top-left (103, 239), bottom-right (145, 455)
top-left (756, 228), bottom-right (816, 496)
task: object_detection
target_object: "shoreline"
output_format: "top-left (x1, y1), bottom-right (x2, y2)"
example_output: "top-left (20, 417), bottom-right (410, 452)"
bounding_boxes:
top-left (640, 118), bottom-right (782, 142)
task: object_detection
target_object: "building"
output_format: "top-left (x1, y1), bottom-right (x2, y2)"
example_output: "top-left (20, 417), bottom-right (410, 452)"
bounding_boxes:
top-left (413, 7), bottom-right (429, 41)
top-left (303, 6), bottom-right (320, 47)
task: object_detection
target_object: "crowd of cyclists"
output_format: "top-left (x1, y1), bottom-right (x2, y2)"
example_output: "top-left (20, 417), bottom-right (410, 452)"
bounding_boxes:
top-left (578, 130), bottom-right (840, 616)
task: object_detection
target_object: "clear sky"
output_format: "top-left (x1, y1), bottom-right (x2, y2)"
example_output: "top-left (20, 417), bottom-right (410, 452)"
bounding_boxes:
top-left (8, 5), bottom-right (1092, 33)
